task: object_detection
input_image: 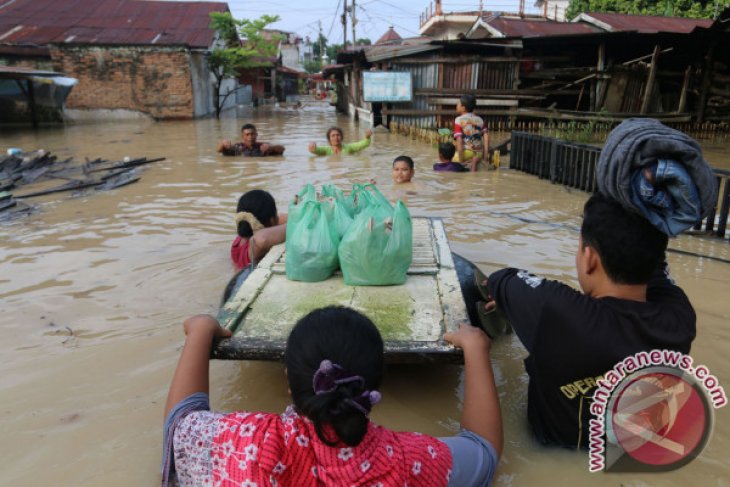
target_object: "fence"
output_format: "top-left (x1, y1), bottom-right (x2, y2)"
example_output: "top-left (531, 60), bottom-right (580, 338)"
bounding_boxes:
top-left (510, 131), bottom-right (730, 241)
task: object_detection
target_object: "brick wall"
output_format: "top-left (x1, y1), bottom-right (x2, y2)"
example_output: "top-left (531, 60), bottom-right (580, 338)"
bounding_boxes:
top-left (0, 56), bottom-right (54, 71)
top-left (50, 45), bottom-right (195, 119)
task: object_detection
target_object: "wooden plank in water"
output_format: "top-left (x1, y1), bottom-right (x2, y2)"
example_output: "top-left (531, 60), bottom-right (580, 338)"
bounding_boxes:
top-left (212, 218), bottom-right (466, 364)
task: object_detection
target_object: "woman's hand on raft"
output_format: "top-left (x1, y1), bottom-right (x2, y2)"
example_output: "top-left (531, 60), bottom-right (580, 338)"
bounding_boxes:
top-left (365, 129), bottom-right (373, 139)
top-left (308, 142), bottom-right (317, 153)
top-left (183, 314), bottom-right (232, 340)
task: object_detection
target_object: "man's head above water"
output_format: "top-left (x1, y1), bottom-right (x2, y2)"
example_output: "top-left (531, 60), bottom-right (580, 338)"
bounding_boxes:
top-left (240, 124), bottom-right (258, 147)
top-left (577, 193), bottom-right (668, 297)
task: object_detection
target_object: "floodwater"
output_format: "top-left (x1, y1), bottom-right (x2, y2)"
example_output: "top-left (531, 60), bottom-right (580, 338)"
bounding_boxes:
top-left (0, 104), bottom-right (728, 487)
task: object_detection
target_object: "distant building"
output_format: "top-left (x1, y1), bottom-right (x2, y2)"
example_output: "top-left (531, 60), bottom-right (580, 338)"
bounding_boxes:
top-left (0, 0), bottom-right (232, 120)
top-left (533, 0), bottom-right (570, 21)
top-left (465, 13), bottom-right (600, 39)
top-left (330, 9), bottom-right (730, 127)
top-left (262, 29), bottom-right (305, 72)
top-left (419, 0), bottom-right (480, 40)
top-left (375, 27), bottom-right (403, 45)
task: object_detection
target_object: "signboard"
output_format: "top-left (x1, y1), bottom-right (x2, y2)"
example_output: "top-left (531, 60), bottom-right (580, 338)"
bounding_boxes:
top-left (363, 71), bottom-right (412, 102)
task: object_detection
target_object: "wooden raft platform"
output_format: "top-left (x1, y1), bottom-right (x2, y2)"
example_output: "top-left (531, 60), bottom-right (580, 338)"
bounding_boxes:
top-left (212, 217), bottom-right (467, 363)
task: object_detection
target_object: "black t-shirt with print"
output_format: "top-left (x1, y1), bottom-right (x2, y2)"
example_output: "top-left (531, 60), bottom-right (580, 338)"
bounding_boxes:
top-left (487, 264), bottom-right (696, 448)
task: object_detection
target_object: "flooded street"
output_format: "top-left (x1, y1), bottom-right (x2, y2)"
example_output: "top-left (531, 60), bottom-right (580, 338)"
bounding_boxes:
top-left (0, 105), bottom-right (728, 486)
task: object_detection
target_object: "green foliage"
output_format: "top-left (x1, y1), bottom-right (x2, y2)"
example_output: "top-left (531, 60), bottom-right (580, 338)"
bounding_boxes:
top-left (325, 38), bottom-right (372, 61)
top-left (567, 0), bottom-right (730, 20)
top-left (303, 60), bottom-right (322, 74)
top-left (207, 12), bottom-right (281, 117)
top-left (312, 33), bottom-right (328, 58)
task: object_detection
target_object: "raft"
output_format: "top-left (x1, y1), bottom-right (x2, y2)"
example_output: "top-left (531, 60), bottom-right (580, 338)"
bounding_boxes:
top-left (213, 217), bottom-right (469, 363)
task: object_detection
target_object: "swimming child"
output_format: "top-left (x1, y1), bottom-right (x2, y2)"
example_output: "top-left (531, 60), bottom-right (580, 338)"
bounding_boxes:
top-left (308, 127), bottom-right (372, 156)
top-left (163, 306), bottom-right (502, 486)
top-left (230, 190), bottom-right (287, 270)
top-left (453, 94), bottom-right (488, 169)
top-left (392, 155), bottom-right (415, 184)
top-left (434, 143), bottom-right (470, 172)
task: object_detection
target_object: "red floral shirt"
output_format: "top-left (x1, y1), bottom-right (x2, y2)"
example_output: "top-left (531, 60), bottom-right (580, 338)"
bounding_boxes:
top-left (172, 406), bottom-right (452, 487)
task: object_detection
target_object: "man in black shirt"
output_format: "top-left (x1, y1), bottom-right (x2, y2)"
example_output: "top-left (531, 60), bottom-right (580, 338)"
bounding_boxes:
top-left (484, 193), bottom-right (696, 448)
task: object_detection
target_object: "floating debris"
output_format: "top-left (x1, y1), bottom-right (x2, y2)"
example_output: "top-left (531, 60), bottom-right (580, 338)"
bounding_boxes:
top-left (0, 150), bottom-right (165, 217)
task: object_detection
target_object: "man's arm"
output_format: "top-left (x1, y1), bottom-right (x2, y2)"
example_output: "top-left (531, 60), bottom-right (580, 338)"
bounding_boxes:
top-left (265, 144), bottom-right (286, 156)
top-left (486, 268), bottom-right (579, 352)
top-left (164, 315), bottom-right (231, 418)
top-left (216, 140), bottom-right (232, 154)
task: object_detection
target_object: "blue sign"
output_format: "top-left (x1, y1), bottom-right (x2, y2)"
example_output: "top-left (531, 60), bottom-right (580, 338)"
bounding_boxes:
top-left (363, 71), bottom-right (412, 102)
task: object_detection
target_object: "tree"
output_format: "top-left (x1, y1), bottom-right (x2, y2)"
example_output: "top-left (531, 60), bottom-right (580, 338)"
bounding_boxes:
top-left (566, 0), bottom-right (729, 20)
top-left (208, 12), bottom-right (281, 118)
top-left (325, 38), bottom-right (371, 62)
top-left (303, 60), bottom-right (322, 74)
top-left (312, 33), bottom-right (328, 59)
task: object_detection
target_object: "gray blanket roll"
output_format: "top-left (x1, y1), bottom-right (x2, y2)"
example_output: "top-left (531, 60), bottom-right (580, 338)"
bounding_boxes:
top-left (596, 118), bottom-right (717, 220)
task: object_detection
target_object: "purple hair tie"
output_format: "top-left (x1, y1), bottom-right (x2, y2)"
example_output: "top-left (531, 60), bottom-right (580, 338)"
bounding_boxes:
top-left (313, 359), bottom-right (382, 416)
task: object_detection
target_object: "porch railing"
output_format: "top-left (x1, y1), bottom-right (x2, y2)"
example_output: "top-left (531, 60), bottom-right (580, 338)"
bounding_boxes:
top-left (510, 131), bottom-right (730, 241)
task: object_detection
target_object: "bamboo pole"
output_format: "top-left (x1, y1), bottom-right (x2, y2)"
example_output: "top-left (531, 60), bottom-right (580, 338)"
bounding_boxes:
top-left (677, 65), bottom-right (691, 114)
top-left (698, 43), bottom-right (715, 123)
top-left (641, 45), bottom-right (661, 114)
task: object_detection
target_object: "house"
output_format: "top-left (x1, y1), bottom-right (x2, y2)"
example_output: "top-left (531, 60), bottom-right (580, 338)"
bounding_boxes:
top-left (235, 29), bottom-right (305, 105)
top-left (533, 0), bottom-right (570, 21)
top-left (330, 10), bottom-right (730, 128)
top-left (418, 0), bottom-right (480, 40)
top-left (0, 0), bottom-right (233, 120)
top-left (375, 27), bottom-right (403, 46)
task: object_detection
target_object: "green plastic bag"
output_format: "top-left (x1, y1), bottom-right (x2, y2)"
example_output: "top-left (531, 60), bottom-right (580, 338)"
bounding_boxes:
top-left (332, 198), bottom-right (354, 239)
top-left (338, 200), bottom-right (412, 286)
top-left (289, 183), bottom-right (317, 224)
top-left (286, 200), bottom-right (340, 282)
top-left (347, 183), bottom-right (392, 216)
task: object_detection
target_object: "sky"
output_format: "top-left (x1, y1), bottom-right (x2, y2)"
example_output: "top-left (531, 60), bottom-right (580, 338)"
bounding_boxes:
top-left (218, 0), bottom-right (541, 44)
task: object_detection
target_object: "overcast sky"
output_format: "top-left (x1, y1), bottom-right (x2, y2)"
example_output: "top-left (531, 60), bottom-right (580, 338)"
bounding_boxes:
top-left (218, 0), bottom-right (540, 44)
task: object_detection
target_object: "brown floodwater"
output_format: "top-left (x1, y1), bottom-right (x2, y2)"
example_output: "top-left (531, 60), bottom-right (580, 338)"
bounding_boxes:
top-left (0, 105), bottom-right (728, 486)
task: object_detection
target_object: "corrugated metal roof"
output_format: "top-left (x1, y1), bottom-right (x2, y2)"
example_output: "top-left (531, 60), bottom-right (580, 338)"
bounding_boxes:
top-left (579, 12), bottom-right (713, 34)
top-left (0, 0), bottom-right (228, 48)
top-left (366, 39), bottom-right (440, 62)
top-left (487, 17), bottom-right (602, 37)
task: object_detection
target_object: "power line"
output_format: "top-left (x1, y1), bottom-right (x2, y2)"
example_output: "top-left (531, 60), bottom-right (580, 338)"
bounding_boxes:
top-left (362, 0), bottom-right (418, 15)
top-left (357, 4), bottom-right (421, 36)
top-left (327, 0), bottom-right (343, 39)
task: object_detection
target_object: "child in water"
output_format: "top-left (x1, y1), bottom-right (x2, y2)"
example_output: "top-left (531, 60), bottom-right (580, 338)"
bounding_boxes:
top-left (162, 306), bottom-right (501, 486)
top-left (231, 190), bottom-right (287, 269)
top-left (434, 143), bottom-right (471, 172)
top-left (392, 155), bottom-right (415, 184)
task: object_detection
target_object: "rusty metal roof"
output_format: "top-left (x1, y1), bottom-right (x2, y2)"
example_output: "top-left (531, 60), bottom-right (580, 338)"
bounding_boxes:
top-left (365, 37), bottom-right (439, 62)
top-left (485, 16), bottom-right (602, 38)
top-left (577, 12), bottom-right (713, 34)
top-left (0, 0), bottom-right (228, 48)
top-left (375, 27), bottom-right (403, 45)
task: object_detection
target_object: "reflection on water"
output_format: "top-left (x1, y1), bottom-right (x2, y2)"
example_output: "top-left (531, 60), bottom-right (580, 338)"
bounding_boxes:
top-left (0, 105), bottom-right (728, 486)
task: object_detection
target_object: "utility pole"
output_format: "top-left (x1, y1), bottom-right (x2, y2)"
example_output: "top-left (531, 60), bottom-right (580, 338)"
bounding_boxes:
top-left (351, 0), bottom-right (357, 47)
top-left (342, 1), bottom-right (348, 50)
top-left (318, 20), bottom-right (324, 66)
